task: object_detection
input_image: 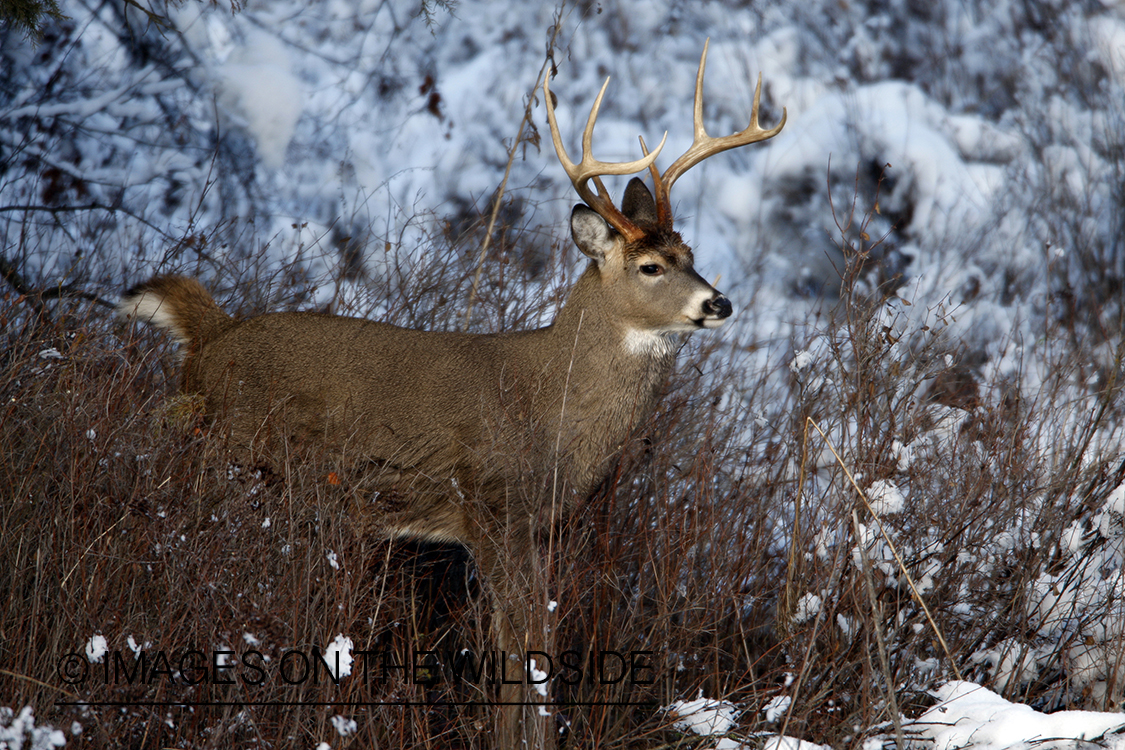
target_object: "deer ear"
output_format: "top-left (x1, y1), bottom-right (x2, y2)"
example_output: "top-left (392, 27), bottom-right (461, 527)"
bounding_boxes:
top-left (570, 204), bottom-right (616, 264)
top-left (621, 177), bottom-right (658, 225)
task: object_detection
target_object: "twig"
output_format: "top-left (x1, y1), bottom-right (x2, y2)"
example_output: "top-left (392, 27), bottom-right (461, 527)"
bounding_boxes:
top-left (461, 22), bottom-right (563, 331)
top-left (780, 412), bottom-right (813, 636)
top-left (852, 507), bottom-right (907, 749)
top-left (0, 254), bottom-right (116, 313)
top-left (0, 202), bottom-right (177, 241)
top-left (805, 416), bottom-right (963, 680)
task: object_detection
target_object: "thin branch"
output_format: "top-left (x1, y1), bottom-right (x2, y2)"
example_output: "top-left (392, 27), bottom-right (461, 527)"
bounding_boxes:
top-left (0, 254), bottom-right (115, 312)
top-left (806, 416), bottom-right (964, 681)
top-left (461, 21), bottom-right (563, 331)
top-left (0, 202), bottom-right (178, 241)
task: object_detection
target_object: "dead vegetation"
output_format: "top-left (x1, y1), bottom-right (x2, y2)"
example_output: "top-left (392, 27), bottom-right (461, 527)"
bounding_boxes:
top-left (2, 192), bottom-right (1124, 749)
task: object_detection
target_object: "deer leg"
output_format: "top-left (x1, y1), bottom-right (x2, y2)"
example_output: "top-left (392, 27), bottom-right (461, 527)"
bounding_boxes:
top-left (471, 522), bottom-right (555, 750)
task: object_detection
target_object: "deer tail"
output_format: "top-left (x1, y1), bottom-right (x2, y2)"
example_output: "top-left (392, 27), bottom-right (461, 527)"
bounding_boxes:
top-left (118, 275), bottom-right (234, 348)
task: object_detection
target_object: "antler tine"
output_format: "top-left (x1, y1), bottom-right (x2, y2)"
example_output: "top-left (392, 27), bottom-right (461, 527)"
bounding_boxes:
top-left (544, 71), bottom-right (667, 240)
top-left (639, 134), bottom-right (672, 227)
top-left (659, 39), bottom-right (787, 198)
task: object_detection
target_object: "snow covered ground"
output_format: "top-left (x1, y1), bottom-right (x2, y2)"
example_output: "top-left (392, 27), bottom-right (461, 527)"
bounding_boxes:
top-left (10, 678), bottom-right (1119, 750)
top-left (666, 681), bottom-right (1125, 750)
top-left (5, 0), bottom-right (1124, 341)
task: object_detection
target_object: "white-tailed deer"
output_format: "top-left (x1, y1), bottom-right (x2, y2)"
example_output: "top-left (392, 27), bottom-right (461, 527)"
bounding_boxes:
top-left (119, 41), bottom-right (784, 748)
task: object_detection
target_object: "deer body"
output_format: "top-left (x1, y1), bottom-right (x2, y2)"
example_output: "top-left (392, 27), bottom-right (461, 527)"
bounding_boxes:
top-left (120, 42), bottom-right (783, 748)
top-left (126, 239), bottom-right (689, 538)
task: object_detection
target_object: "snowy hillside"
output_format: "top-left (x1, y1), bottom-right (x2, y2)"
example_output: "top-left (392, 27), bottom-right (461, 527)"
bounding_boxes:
top-left (5, 0), bottom-right (1125, 391)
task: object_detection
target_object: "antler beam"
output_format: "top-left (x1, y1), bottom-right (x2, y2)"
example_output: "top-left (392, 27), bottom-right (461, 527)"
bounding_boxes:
top-left (544, 73), bottom-right (667, 241)
top-left (655, 39), bottom-right (787, 224)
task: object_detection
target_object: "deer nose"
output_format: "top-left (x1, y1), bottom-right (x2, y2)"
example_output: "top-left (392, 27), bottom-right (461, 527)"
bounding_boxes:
top-left (704, 295), bottom-right (732, 319)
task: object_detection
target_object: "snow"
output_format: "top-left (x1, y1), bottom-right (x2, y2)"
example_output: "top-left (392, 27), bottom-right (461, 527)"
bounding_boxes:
top-left (911, 681), bottom-right (1125, 750)
top-left (969, 639), bottom-right (1037, 695)
top-left (214, 29), bottom-right (304, 169)
top-left (528, 658), bottom-right (549, 699)
top-left (1105, 481), bottom-right (1125, 516)
top-left (793, 593), bottom-right (822, 624)
top-left (865, 479), bottom-right (906, 516)
top-left (84, 634), bottom-right (106, 664)
top-left (763, 695), bottom-right (792, 723)
top-left (330, 715), bottom-right (357, 737)
top-left (667, 693), bottom-right (740, 736)
top-left (322, 634), bottom-right (353, 680)
top-left (789, 349), bottom-right (814, 373)
top-left (761, 737), bottom-right (834, 750)
top-left (5, 0), bottom-right (1120, 361)
top-left (660, 682), bottom-right (1125, 750)
top-left (0, 707), bottom-right (67, 750)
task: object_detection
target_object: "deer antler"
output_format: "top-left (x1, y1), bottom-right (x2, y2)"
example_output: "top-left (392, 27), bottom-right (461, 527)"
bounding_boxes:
top-left (652, 39), bottom-right (787, 226)
top-left (544, 72), bottom-right (667, 241)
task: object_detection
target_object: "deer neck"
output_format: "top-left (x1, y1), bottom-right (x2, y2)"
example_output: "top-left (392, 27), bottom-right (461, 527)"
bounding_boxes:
top-left (530, 264), bottom-right (676, 493)
top-left (549, 263), bottom-right (677, 368)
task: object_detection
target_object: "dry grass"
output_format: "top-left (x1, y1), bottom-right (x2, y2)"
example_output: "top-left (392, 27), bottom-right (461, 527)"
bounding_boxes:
top-left (2, 199), bottom-right (1124, 749)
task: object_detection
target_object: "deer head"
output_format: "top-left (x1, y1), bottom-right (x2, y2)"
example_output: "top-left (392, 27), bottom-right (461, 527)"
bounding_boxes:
top-left (543, 39), bottom-right (785, 351)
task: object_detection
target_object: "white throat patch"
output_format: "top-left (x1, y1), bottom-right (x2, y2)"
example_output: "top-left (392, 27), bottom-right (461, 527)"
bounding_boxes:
top-left (623, 329), bottom-right (676, 357)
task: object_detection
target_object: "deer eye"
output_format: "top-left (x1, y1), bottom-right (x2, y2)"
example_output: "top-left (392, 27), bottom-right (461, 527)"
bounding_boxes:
top-left (639, 263), bottom-right (664, 277)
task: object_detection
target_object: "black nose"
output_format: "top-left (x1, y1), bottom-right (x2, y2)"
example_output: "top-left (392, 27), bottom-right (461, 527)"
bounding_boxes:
top-left (704, 295), bottom-right (732, 319)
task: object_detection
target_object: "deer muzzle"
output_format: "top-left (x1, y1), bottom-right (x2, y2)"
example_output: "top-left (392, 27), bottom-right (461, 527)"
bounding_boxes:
top-left (699, 294), bottom-right (733, 328)
top-left (704, 295), bottom-right (732, 319)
